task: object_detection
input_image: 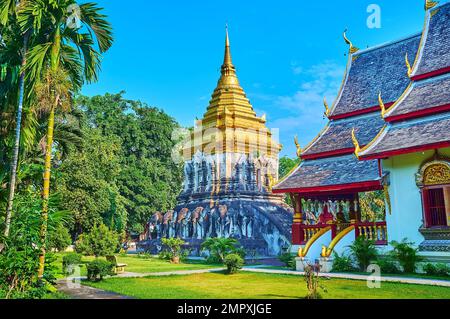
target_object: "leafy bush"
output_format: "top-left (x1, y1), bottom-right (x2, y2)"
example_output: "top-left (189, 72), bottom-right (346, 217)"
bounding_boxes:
top-left (423, 263), bottom-right (450, 277)
top-left (348, 237), bottom-right (378, 271)
top-left (201, 238), bottom-right (243, 263)
top-left (48, 224), bottom-right (72, 252)
top-left (75, 223), bottom-right (119, 257)
top-left (331, 252), bottom-right (357, 273)
top-left (86, 259), bottom-right (115, 282)
top-left (389, 239), bottom-right (423, 273)
top-left (377, 258), bottom-right (400, 274)
top-left (62, 253), bottom-right (82, 275)
top-left (224, 253), bottom-right (244, 274)
top-left (159, 238), bottom-right (186, 263)
top-left (0, 194), bottom-right (62, 299)
top-left (278, 253), bottom-right (296, 270)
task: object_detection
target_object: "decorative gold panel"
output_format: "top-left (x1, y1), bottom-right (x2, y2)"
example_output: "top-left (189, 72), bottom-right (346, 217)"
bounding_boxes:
top-left (423, 164), bottom-right (450, 186)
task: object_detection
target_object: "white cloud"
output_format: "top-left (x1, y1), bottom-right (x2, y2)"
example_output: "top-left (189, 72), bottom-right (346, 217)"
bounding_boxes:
top-left (264, 60), bottom-right (345, 156)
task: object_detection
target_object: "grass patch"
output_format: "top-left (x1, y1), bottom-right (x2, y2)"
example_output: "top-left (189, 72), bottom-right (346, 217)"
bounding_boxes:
top-left (84, 271), bottom-right (450, 299)
top-left (52, 253), bottom-right (221, 278)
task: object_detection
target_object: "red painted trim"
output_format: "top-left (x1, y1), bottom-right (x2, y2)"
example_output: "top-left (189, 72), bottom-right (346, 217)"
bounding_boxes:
top-left (386, 104), bottom-right (450, 123)
top-left (360, 141), bottom-right (450, 160)
top-left (301, 148), bottom-right (355, 160)
top-left (329, 103), bottom-right (393, 120)
top-left (273, 180), bottom-right (382, 195)
top-left (411, 66), bottom-right (450, 81)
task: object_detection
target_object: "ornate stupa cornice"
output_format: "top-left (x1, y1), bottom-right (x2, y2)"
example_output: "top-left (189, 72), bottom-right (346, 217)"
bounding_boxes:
top-left (185, 27), bottom-right (281, 159)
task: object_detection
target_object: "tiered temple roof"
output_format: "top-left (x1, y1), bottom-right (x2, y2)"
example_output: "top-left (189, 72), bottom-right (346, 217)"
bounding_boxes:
top-left (360, 2), bottom-right (450, 160)
top-left (273, 32), bottom-right (421, 195)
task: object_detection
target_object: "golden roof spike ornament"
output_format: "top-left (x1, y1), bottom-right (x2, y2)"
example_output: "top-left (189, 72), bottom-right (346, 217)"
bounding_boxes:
top-left (294, 135), bottom-right (302, 159)
top-left (323, 96), bottom-right (331, 118)
top-left (425, 0), bottom-right (439, 10)
top-left (351, 128), bottom-right (361, 158)
top-left (378, 92), bottom-right (387, 118)
top-left (405, 53), bottom-right (413, 77)
top-left (343, 29), bottom-right (359, 54)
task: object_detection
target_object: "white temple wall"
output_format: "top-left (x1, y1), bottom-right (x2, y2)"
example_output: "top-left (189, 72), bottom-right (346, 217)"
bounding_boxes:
top-left (382, 148), bottom-right (450, 250)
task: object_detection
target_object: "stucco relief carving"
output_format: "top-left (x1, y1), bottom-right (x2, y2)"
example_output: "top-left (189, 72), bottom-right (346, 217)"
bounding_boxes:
top-left (416, 156), bottom-right (450, 187)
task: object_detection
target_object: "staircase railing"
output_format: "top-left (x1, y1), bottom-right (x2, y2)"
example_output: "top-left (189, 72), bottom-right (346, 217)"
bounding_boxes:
top-left (355, 221), bottom-right (388, 245)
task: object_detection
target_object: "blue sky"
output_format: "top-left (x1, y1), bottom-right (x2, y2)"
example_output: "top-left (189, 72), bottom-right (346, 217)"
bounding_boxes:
top-left (83, 0), bottom-right (432, 157)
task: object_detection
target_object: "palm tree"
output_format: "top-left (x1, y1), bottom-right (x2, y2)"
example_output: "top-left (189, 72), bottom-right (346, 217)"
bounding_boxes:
top-left (201, 238), bottom-right (241, 262)
top-left (0, 0), bottom-right (33, 238)
top-left (17, 0), bottom-right (113, 278)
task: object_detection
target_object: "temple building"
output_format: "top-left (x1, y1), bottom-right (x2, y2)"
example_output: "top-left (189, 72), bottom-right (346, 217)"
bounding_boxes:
top-left (140, 29), bottom-right (293, 256)
top-left (273, 1), bottom-right (450, 270)
top-left (359, 2), bottom-right (450, 258)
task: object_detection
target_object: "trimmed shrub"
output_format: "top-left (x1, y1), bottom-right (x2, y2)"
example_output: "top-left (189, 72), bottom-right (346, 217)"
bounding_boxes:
top-left (279, 253), bottom-right (296, 270)
top-left (159, 238), bottom-right (186, 264)
top-left (389, 239), bottom-right (423, 273)
top-left (377, 258), bottom-right (400, 274)
top-left (62, 253), bottom-right (82, 275)
top-left (224, 253), bottom-right (244, 274)
top-left (331, 252), bottom-right (357, 273)
top-left (86, 259), bottom-right (115, 282)
top-left (423, 263), bottom-right (450, 277)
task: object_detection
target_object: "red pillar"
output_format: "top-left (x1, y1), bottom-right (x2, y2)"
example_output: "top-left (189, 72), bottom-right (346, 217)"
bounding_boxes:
top-left (291, 193), bottom-right (304, 245)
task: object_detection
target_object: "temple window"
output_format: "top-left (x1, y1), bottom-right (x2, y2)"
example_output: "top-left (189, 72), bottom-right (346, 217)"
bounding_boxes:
top-left (417, 157), bottom-right (450, 228)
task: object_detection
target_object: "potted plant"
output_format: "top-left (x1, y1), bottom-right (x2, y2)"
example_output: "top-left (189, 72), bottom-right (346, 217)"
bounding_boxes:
top-left (161, 238), bottom-right (186, 264)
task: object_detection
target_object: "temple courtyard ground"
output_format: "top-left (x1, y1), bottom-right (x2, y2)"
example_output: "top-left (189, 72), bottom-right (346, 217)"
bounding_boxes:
top-left (53, 254), bottom-right (450, 299)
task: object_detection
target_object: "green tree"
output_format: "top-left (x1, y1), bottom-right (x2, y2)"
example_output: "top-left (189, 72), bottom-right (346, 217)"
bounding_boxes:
top-left (279, 156), bottom-right (300, 179)
top-left (76, 93), bottom-right (183, 233)
top-left (75, 223), bottom-right (119, 257)
top-left (348, 237), bottom-right (378, 271)
top-left (57, 126), bottom-right (127, 235)
top-left (47, 223), bottom-right (71, 252)
top-left (18, 0), bottom-right (113, 278)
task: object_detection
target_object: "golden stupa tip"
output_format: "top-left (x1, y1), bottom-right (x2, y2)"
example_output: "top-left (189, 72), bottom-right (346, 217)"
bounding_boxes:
top-left (223, 25), bottom-right (233, 67)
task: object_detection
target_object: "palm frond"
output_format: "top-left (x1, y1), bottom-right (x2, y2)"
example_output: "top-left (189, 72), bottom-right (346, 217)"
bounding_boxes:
top-left (78, 2), bottom-right (113, 53)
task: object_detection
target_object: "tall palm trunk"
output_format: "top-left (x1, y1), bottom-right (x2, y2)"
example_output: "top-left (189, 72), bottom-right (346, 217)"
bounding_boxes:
top-left (37, 28), bottom-right (61, 279)
top-left (4, 34), bottom-right (28, 237)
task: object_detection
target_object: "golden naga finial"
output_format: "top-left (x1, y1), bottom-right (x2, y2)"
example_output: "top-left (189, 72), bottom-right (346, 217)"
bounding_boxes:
top-left (323, 96), bottom-right (330, 118)
top-left (351, 128), bottom-right (361, 158)
top-left (261, 113), bottom-right (266, 122)
top-left (343, 29), bottom-right (359, 54)
top-left (378, 92), bottom-right (387, 117)
top-left (425, 0), bottom-right (439, 10)
top-left (405, 53), bottom-right (413, 77)
top-left (294, 135), bottom-right (302, 159)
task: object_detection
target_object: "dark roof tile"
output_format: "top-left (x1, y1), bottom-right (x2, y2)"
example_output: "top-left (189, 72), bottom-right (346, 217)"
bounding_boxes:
top-left (360, 112), bottom-right (450, 157)
top-left (331, 34), bottom-right (421, 117)
top-left (303, 113), bottom-right (385, 157)
top-left (413, 3), bottom-right (450, 77)
top-left (387, 73), bottom-right (450, 117)
top-left (274, 155), bottom-right (380, 191)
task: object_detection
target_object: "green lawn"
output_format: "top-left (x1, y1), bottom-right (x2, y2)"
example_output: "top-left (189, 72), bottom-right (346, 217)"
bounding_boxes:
top-left (84, 271), bottom-right (450, 299)
top-left (53, 253), bottom-right (221, 278)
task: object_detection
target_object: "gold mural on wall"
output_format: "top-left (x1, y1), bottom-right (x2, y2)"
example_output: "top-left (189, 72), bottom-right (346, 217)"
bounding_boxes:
top-left (416, 153), bottom-right (450, 187)
top-left (423, 164), bottom-right (450, 186)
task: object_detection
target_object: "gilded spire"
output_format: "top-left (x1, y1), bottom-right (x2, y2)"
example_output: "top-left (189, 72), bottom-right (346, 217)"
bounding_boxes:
top-left (217, 25), bottom-right (239, 87)
top-left (351, 128), bottom-right (361, 158)
top-left (405, 52), bottom-right (413, 77)
top-left (323, 96), bottom-right (330, 118)
top-left (221, 25), bottom-right (236, 77)
top-left (425, 0), bottom-right (439, 10)
top-left (378, 92), bottom-right (387, 117)
top-left (343, 29), bottom-right (359, 54)
top-left (294, 136), bottom-right (302, 159)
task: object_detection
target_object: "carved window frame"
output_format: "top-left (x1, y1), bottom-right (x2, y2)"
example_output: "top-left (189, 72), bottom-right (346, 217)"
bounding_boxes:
top-left (416, 155), bottom-right (450, 228)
